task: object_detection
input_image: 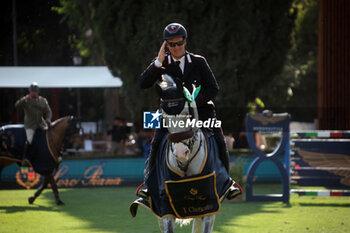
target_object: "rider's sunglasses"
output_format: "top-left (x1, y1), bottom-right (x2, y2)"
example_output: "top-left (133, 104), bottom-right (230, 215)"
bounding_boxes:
top-left (167, 39), bottom-right (185, 48)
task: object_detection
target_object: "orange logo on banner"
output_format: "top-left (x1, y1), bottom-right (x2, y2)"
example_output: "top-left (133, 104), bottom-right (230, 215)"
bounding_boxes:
top-left (16, 167), bottom-right (41, 189)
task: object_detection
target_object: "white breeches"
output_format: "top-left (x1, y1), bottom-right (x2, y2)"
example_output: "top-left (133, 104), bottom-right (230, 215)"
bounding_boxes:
top-left (25, 128), bottom-right (35, 144)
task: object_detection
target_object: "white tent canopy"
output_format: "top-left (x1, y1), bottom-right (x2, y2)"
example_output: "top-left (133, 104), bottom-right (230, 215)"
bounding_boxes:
top-left (0, 66), bottom-right (122, 88)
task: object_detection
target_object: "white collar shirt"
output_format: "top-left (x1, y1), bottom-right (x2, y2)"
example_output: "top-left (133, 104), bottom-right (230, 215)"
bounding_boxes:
top-left (172, 55), bottom-right (185, 74)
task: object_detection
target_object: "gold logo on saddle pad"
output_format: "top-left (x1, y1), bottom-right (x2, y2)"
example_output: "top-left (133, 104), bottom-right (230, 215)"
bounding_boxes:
top-left (189, 188), bottom-right (198, 195)
top-left (185, 188), bottom-right (208, 201)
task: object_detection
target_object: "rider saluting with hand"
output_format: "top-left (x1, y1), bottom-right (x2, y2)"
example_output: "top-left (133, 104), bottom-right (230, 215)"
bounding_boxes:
top-left (15, 82), bottom-right (52, 166)
top-left (139, 23), bottom-right (230, 197)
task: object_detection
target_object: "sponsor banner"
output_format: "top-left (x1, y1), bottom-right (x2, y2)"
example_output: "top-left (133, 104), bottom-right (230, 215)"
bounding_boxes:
top-left (1, 156), bottom-right (287, 189)
top-left (1, 158), bottom-right (146, 189)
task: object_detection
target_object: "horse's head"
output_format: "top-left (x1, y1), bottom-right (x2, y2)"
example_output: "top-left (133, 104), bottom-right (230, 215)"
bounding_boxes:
top-left (157, 75), bottom-right (201, 163)
top-left (67, 116), bottom-right (81, 136)
top-left (50, 116), bottom-right (83, 153)
top-left (65, 116), bottom-right (84, 148)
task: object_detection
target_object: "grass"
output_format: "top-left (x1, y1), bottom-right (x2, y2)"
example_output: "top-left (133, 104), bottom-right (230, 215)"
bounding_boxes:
top-left (0, 185), bottom-right (350, 233)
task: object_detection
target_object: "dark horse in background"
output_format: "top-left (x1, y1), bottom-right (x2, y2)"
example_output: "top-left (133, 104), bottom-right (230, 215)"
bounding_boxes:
top-left (0, 116), bottom-right (80, 205)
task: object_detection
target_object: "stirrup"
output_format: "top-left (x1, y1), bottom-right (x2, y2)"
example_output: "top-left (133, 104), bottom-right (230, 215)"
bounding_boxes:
top-left (227, 182), bottom-right (243, 200)
top-left (137, 189), bottom-right (149, 199)
top-left (135, 182), bottom-right (149, 199)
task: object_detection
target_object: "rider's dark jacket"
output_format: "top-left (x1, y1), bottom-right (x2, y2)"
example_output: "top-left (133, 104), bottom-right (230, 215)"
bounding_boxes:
top-left (139, 51), bottom-right (219, 120)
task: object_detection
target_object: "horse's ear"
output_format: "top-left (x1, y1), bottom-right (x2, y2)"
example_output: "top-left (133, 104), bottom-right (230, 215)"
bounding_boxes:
top-left (174, 78), bottom-right (183, 96)
top-left (155, 84), bottom-right (163, 97)
top-left (72, 115), bottom-right (81, 123)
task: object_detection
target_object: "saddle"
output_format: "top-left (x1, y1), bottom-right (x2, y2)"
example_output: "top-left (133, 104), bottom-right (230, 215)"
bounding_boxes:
top-left (0, 125), bottom-right (29, 160)
top-left (0, 125), bottom-right (57, 175)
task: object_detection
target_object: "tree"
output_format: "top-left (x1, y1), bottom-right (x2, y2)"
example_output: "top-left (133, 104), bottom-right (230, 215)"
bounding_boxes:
top-left (0, 0), bottom-right (106, 123)
top-left (0, 0), bottom-right (74, 124)
top-left (57, 0), bottom-right (296, 133)
top-left (0, 0), bottom-right (73, 66)
top-left (286, 0), bottom-right (318, 121)
top-left (260, 0), bottom-right (318, 122)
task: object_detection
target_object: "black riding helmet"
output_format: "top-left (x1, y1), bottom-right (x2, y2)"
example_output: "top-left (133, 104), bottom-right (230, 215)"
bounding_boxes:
top-left (163, 23), bottom-right (187, 40)
top-left (29, 82), bottom-right (39, 92)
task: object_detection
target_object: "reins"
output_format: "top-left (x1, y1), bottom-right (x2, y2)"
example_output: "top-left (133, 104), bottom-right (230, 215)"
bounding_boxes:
top-left (47, 130), bottom-right (61, 163)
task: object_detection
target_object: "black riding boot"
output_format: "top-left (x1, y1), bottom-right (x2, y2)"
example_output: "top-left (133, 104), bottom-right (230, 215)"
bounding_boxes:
top-left (220, 147), bottom-right (231, 173)
top-left (213, 127), bottom-right (230, 173)
top-left (146, 141), bottom-right (159, 173)
top-left (212, 128), bottom-right (243, 200)
top-left (21, 141), bottom-right (31, 167)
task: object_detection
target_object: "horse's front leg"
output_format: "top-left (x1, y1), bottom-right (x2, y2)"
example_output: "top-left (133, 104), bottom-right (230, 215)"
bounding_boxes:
top-left (192, 218), bottom-right (202, 233)
top-left (48, 173), bottom-right (64, 205)
top-left (202, 215), bottom-right (215, 233)
top-left (28, 175), bottom-right (50, 204)
top-left (158, 216), bottom-right (175, 233)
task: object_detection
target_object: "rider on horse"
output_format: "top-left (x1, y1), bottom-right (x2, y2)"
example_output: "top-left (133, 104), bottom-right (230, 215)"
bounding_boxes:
top-left (15, 82), bottom-right (52, 166)
top-left (138, 23), bottom-right (230, 197)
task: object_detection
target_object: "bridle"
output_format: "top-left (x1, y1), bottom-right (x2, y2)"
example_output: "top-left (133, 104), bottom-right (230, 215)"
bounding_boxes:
top-left (47, 116), bottom-right (81, 163)
top-left (161, 89), bottom-right (202, 173)
top-left (170, 135), bottom-right (203, 173)
top-left (62, 117), bottom-right (84, 153)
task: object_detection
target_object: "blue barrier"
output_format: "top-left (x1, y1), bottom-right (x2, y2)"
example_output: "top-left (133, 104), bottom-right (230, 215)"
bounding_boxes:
top-left (245, 111), bottom-right (290, 203)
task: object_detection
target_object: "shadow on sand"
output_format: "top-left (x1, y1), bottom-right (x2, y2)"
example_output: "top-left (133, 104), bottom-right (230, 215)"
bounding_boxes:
top-left (0, 204), bottom-right (57, 214)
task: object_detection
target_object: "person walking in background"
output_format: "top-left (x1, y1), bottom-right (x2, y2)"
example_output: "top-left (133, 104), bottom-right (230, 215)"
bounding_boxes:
top-left (15, 82), bottom-right (52, 166)
top-left (107, 117), bottom-right (126, 155)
